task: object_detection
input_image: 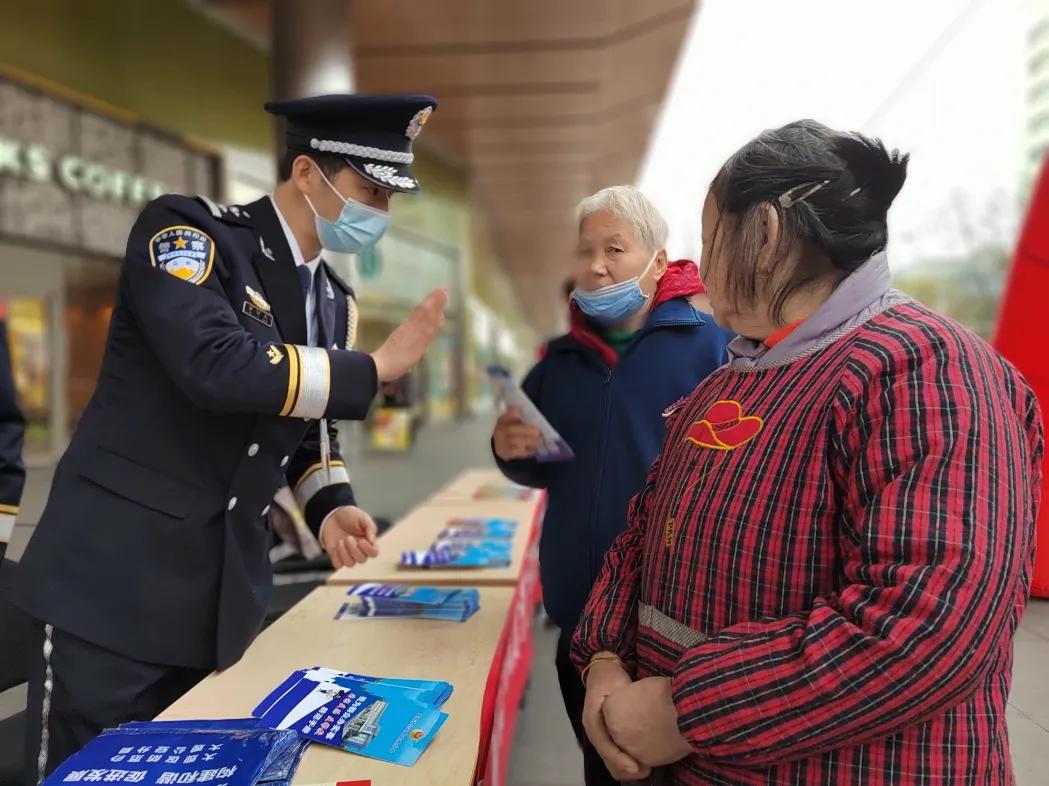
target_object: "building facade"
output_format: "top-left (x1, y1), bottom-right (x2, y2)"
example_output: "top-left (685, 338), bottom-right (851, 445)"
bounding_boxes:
top-left (0, 0), bottom-right (538, 551)
top-left (1025, 0), bottom-right (1049, 191)
top-left (0, 69), bottom-right (222, 464)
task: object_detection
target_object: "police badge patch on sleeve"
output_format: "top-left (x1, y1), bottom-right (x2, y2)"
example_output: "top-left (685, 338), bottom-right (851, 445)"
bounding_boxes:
top-left (148, 226), bottom-right (215, 285)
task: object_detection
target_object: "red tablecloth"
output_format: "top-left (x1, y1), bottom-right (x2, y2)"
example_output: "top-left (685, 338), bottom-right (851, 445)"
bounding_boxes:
top-left (473, 496), bottom-right (544, 786)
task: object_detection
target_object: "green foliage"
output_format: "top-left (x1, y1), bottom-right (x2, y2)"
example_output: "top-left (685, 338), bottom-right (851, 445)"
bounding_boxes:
top-left (895, 244), bottom-right (1011, 340)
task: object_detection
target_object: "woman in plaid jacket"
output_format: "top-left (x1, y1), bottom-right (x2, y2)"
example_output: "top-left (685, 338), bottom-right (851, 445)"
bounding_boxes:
top-left (572, 121), bottom-right (1044, 785)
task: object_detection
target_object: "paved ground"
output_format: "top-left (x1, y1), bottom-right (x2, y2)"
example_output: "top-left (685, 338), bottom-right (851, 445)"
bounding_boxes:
top-left (5, 414), bottom-right (1049, 784)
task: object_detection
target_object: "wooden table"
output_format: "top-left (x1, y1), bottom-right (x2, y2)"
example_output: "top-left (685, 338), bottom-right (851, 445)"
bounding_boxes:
top-left (327, 500), bottom-right (544, 588)
top-left (426, 469), bottom-right (503, 501)
top-left (425, 469), bottom-right (541, 505)
top-left (158, 585), bottom-right (515, 786)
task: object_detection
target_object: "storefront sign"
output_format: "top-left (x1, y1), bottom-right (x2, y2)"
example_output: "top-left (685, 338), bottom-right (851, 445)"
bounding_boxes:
top-left (0, 136), bottom-right (167, 206)
top-left (0, 75), bottom-right (220, 256)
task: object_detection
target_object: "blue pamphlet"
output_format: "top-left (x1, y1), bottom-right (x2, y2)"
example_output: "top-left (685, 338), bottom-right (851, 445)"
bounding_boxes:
top-left (487, 365), bottom-right (574, 462)
top-left (296, 667), bottom-right (453, 707)
top-left (43, 722), bottom-right (303, 786)
top-left (400, 540), bottom-right (512, 569)
top-left (438, 518), bottom-right (517, 539)
top-left (344, 583), bottom-right (462, 605)
top-left (337, 584), bottom-right (480, 622)
top-left (252, 668), bottom-right (449, 767)
top-left (110, 721), bottom-right (307, 786)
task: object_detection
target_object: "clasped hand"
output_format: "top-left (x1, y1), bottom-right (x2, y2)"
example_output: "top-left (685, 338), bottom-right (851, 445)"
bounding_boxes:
top-left (582, 658), bottom-right (692, 780)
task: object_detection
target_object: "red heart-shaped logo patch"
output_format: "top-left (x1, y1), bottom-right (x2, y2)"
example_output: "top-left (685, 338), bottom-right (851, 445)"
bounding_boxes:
top-left (685, 399), bottom-right (764, 450)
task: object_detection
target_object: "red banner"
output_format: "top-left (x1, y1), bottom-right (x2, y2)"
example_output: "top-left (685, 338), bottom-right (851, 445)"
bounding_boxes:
top-left (994, 161), bottom-right (1049, 596)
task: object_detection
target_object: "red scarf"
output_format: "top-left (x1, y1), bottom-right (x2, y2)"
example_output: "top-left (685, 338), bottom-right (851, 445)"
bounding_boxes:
top-left (568, 259), bottom-right (705, 366)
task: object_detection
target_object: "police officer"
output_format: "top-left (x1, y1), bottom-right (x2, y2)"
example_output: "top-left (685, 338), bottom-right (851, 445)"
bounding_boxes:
top-left (13, 93), bottom-right (446, 783)
top-left (0, 296), bottom-right (26, 562)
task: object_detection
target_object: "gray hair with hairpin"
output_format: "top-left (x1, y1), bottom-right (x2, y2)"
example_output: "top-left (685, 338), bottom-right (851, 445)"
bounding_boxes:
top-left (778, 180), bottom-right (831, 209)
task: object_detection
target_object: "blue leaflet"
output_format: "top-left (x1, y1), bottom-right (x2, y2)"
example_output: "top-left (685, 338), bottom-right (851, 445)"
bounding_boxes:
top-left (110, 722), bottom-right (307, 786)
top-left (335, 600), bottom-right (478, 622)
top-left (400, 539), bottom-right (512, 569)
top-left (337, 584), bottom-right (481, 622)
top-left (487, 366), bottom-right (574, 463)
top-left (298, 667), bottom-right (453, 707)
top-left (438, 518), bottom-right (518, 540)
top-left (44, 723), bottom-right (302, 786)
top-left (346, 583), bottom-right (462, 606)
top-left (252, 668), bottom-right (450, 767)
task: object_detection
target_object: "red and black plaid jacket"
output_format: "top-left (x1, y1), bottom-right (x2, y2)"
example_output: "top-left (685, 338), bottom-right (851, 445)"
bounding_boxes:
top-left (573, 301), bottom-right (1043, 785)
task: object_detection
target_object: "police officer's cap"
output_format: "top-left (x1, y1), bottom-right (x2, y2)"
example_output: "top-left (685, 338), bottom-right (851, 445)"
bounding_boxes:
top-left (266, 93), bottom-right (437, 194)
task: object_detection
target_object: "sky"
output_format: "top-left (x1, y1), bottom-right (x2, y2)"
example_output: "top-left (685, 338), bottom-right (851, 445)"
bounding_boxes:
top-left (639, 0), bottom-right (1030, 270)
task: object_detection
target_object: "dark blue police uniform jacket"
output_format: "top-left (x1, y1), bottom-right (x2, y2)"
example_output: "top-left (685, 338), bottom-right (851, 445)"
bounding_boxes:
top-left (13, 194), bottom-right (377, 670)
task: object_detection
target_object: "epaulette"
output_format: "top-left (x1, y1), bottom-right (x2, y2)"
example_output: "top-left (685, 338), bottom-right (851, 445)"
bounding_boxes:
top-left (194, 195), bottom-right (253, 227)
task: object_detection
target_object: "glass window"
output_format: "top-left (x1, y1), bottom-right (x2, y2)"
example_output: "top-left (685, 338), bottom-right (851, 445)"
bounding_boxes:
top-left (427, 333), bottom-right (455, 421)
top-left (64, 260), bottom-right (118, 434)
top-left (7, 297), bottom-right (53, 455)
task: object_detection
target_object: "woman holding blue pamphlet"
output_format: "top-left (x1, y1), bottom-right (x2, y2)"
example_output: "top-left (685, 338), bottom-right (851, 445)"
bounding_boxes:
top-left (491, 185), bottom-right (732, 786)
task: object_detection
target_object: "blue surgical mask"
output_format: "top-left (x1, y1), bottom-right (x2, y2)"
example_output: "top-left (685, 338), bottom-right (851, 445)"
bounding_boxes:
top-left (304, 170), bottom-right (390, 254)
top-left (572, 252), bottom-right (659, 326)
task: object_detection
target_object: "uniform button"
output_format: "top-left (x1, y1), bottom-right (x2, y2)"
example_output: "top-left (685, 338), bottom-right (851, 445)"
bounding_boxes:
top-left (261, 505), bottom-right (271, 516)
top-left (248, 443), bottom-right (259, 457)
top-left (228, 497), bottom-right (238, 511)
top-left (280, 455), bottom-right (289, 467)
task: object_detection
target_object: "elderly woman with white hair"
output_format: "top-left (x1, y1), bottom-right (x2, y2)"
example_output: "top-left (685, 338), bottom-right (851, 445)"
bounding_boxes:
top-left (492, 185), bottom-right (732, 785)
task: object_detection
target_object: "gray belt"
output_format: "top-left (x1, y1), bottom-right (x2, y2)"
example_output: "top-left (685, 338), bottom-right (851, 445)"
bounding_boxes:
top-left (638, 603), bottom-right (706, 649)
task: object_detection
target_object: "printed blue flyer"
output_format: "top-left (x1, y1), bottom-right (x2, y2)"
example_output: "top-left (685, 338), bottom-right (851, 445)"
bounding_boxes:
top-left (109, 722), bottom-right (307, 786)
top-left (400, 540), bottom-right (511, 568)
top-left (252, 669), bottom-right (449, 767)
top-left (487, 365), bottom-right (574, 462)
top-left (345, 584), bottom-right (462, 606)
top-left (438, 518), bottom-right (518, 539)
top-left (43, 723), bottom-right (299, 786)
top-left (337, 585), bottom-right (480, 622)
top-left (296, 667), bottom-right (453, 707)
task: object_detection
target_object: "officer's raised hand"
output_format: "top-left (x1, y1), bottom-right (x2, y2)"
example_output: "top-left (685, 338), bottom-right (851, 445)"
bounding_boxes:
top-left (321, 505), bottom-right (380, 568)
top-left (371, 288), bottom-right (448, 382)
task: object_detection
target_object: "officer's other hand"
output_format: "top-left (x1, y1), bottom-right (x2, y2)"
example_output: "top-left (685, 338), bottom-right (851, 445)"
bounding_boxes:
top-left (493, 406), bottom-right (542, 461)
top-left (321, 505), bottom-right (380, 569)
top-left (371, 288), bottom-right (448, 382)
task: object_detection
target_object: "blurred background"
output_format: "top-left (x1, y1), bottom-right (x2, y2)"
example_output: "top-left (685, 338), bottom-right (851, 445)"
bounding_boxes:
top-left (0, 1), bottom-right (1047, 782)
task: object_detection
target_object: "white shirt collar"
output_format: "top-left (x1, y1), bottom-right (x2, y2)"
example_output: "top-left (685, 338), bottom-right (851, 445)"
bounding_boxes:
top-left (268, 194), bottom-right (322, 273)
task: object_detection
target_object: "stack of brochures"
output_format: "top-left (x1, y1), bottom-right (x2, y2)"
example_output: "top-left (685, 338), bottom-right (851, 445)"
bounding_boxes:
top-left (336, 583), bottom-right (481, 622)
top-left (44, 718), bottom-right (308, 786)
top-left (253, 667), bottom-right (451, 767)
top-left (439, 517), bottom-right (518, 539)
top-left (399, 516), bottom-right (518, 569)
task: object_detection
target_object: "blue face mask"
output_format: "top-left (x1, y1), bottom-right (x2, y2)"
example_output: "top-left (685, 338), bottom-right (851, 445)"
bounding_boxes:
top-left (572, 252), bottom-right (659, 326)
top-left (305, 170), bottom-right (390, 254)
